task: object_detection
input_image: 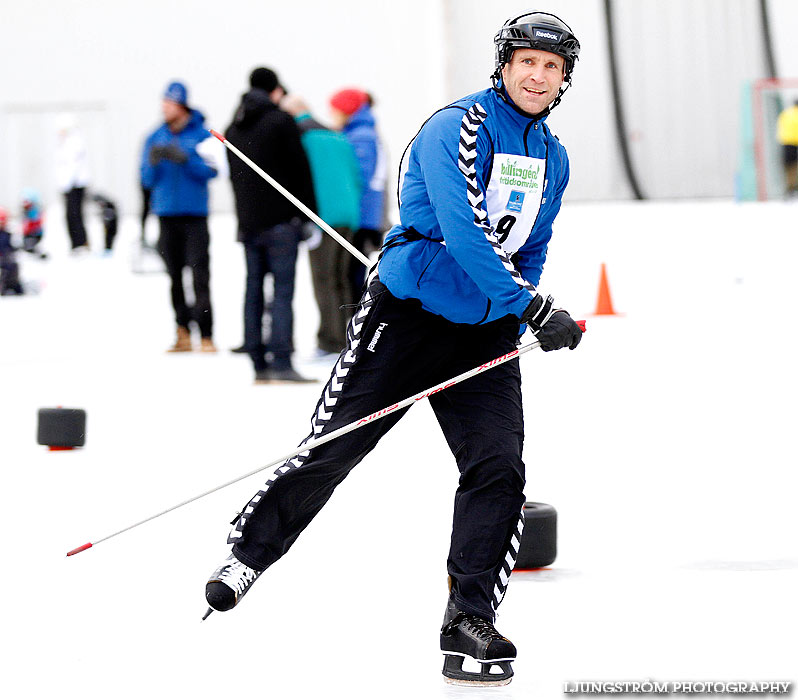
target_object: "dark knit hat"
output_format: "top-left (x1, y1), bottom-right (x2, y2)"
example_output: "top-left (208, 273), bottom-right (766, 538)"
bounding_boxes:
top-left (249, 67), bottom-right (282, 93)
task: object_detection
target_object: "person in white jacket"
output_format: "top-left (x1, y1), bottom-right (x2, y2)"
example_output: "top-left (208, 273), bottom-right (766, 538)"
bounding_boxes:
top-left (55, 113), bottom-right (90, 251)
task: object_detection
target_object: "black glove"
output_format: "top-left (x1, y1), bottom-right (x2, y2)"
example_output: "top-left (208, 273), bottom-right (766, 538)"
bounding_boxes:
top-left (149, 144), bottom-right (188, 165)
top-left (148, 145), bottom-right (166, 165)
top-left (520, 293), bottom-right (555, 333)
top-left (160, 143), bottom-right (188, 164)
top-left (535, 310), bottom-right (583, 351)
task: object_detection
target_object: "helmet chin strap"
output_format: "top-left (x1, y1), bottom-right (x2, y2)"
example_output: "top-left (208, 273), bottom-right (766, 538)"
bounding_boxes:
top-left (490, 67), bottom-right (504, 93)
top-left (548, 79), bottom-right (571, 112)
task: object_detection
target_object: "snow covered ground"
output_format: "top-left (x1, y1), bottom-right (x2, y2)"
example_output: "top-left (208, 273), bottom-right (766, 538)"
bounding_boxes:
top-left (1, 200), bottom-right (796, 699)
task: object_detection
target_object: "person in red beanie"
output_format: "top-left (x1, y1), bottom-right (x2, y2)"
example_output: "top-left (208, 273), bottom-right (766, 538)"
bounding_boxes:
top-left (329, 88), bottom-right (369, 120)
top-left (329, 88), bottom-right (387, 304)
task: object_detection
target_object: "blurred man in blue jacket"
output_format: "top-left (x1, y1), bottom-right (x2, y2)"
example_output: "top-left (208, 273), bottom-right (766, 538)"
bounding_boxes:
top-left (141, 81), bottom-right (220, 353)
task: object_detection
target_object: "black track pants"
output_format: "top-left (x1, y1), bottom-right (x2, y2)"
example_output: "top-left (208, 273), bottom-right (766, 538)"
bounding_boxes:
top-left (64, 187), bottom-right (88, 249)
top-left (230, 276), bottom-right (526, 620)
top-left (157, 216), bottom-right (213, 337)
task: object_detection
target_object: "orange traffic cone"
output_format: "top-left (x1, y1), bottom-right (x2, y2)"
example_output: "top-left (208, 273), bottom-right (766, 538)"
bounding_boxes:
top-left (593, 263), bottom-right (617, 315)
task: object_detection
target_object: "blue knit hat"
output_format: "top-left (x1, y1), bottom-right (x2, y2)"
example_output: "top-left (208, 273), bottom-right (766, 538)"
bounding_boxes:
top-left (163, 81), bottom-right (189, 106)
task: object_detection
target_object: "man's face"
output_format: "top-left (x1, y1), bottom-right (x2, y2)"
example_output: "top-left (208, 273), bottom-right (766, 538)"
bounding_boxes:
top-left (501, 48), bottom-right (565, 116)
top-left (329, 108), bottom-right (349, 130)
top-left (270, 86), bottom-right (286, 105)
top-left (161, 99), bottom-right (185, 124)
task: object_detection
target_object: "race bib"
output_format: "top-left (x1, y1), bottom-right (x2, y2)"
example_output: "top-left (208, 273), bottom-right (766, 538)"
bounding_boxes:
top-left (484, 154), bottom-right (546, 255)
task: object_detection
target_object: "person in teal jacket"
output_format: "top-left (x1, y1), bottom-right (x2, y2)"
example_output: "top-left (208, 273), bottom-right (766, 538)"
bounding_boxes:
top-left (281, 94), bottom-right (362, 355)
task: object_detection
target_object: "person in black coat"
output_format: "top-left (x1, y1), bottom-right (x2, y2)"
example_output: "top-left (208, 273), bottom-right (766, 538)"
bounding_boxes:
top-left (225, 67), bottom-right (318, 383)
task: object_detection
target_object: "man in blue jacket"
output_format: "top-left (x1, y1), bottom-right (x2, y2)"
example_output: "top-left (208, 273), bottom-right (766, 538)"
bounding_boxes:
top-left (205, 11), bottom-right (582, 687)
top-left (141, 81), bottom-right (220, 353)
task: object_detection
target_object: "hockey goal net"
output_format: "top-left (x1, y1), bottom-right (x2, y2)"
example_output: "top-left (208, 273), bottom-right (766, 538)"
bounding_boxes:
top-left (751, 78), bottom-right (798, 201)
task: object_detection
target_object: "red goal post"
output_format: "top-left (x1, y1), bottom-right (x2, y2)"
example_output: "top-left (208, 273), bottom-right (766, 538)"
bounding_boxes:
top-left (752, 77), bottom-right (798, 201)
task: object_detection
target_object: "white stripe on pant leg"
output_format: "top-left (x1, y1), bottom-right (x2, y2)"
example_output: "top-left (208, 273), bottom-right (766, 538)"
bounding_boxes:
top-left (227, 277), bottom-right (380, 544)
top-left (491, 508), bottom-right (525, 613)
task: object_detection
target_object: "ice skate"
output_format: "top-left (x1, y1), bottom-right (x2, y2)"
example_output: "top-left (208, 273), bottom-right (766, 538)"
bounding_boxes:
top-left (203, 553), bottom-right (262, 619)
top-left (440, 598), bottom-right (516, 686)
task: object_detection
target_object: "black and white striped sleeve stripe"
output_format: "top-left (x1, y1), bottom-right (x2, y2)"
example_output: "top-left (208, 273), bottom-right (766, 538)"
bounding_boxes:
top-left (457, 103), bottom-right (536, 296)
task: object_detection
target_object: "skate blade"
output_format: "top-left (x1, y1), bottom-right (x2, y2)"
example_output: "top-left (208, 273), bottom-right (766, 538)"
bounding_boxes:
top-left (443, 676), bottom-right (512, 687)
top-left (442, 654), bottom-right (513, 686)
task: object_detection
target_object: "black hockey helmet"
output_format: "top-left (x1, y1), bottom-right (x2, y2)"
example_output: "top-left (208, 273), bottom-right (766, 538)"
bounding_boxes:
top-left (492, 11), bottom-right (581, 113)
top-left (494, 11), bottom-right (580, 79)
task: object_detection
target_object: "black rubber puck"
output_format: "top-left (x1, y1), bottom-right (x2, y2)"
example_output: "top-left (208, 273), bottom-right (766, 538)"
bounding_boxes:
top-left (514, 502), bottom-right (557, 570)
top-left (37, 408), bottom-right (87, 448)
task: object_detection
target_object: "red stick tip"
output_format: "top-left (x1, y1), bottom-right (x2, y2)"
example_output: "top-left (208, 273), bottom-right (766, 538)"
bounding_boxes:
top-left (209, 129), bottom-right (225, 142)
top-left (66, 543), bottom-right (93, 557)
top-left (576, 319), bottom-right (587, 332)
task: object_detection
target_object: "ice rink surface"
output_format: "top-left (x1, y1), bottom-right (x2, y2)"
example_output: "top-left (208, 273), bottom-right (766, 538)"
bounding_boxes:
top-left (1, 199), bottom-right (796, 698)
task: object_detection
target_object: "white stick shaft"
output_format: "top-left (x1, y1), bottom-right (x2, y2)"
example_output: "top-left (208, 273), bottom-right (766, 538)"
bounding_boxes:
top-left (88, 339), bottom-right (540, 547)
top-left (211, 130), bottom-right (371, 267)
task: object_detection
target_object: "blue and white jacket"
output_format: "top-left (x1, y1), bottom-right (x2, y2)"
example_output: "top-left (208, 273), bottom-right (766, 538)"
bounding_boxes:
top-left (378, 87), bottom-right (569, 325)
top-left (140, 109), bottom-right (218, 217)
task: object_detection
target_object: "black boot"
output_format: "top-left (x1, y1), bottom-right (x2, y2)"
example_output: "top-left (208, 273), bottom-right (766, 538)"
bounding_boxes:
top-left (440, 598), bottom-right (516, 686)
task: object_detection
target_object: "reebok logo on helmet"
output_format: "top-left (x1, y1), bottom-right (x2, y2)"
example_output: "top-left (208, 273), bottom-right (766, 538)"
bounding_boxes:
top-left (534, 29), bottom-right (561, 41)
